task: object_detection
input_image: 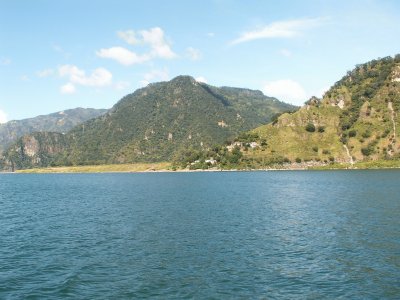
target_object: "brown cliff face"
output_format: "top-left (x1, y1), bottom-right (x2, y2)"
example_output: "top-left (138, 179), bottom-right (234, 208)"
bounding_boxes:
top-left (2, 132), bottom-right (68, 170)
top-left (22, 136), bottom-right (40, 157)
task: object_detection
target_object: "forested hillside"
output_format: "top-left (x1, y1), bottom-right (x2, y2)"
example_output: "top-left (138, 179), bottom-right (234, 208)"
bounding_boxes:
top-left (0, 108), bottom-right (107, 153)
top-left (1, 76), bottom-right (294, 170)
top-left (180, 55), bottom-right (400, 169)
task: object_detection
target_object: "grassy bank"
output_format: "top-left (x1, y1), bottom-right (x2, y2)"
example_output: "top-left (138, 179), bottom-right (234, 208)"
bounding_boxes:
top-left (310, 159), bottom-right (400, 170)
top-left (13, 159), bottom-right (400, 173)
top-left (16, 162), bottom-right (172, 173)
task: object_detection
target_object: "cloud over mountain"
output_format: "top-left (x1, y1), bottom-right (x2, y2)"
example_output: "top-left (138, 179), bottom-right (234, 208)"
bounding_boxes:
top-left (97, 27), bottom-right (176, 66)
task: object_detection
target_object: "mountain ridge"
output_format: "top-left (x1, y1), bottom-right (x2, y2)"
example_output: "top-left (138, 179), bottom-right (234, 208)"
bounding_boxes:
top-left (8, 53), bottom-right (399, 173)
top-left (251, 55), bottom-right (400, 164)
top-left (1, 76), bottom-right (295, 170)
top-left (0, 107), bottom-right (107, 154)
top-left (184, 55), bottom-right (400, 169)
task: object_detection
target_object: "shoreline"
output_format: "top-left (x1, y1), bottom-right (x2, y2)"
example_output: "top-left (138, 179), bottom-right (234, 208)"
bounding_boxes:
top-left (3, 161), bottom-right (400, 174)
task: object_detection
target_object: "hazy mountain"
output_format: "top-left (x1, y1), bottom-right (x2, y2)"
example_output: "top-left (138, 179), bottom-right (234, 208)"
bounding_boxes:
top-left (0, 107), bottom-right (107, 153)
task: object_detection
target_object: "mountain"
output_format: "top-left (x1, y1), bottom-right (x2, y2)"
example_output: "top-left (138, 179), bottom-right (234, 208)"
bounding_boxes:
top-left (1, 76), bottom-right (295, 170)
top-left (2, 132), bottom-right (69, 171)
top-left (212, 55), bottom-right (400, 168)
top-left (0, 108), bottom-right (107, 154)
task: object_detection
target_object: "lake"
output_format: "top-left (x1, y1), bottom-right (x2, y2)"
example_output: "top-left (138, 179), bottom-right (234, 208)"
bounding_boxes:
top-left (0, 171), bottom-right (399, 299)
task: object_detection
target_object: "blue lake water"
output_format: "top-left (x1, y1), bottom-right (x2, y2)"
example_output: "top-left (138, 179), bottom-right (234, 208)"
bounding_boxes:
top-left (0, 170), bottom-right (399, 299)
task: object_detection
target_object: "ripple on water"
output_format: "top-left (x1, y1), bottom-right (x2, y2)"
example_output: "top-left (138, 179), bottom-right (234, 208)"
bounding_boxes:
top-left (0, 171), bottom-right (399, 299)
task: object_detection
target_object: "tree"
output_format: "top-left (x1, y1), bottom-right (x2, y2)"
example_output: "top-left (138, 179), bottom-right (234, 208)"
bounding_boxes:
top-left (348, 130), bottom-right (357, 137)
top-left (305, 123), bottom-right (316, 132)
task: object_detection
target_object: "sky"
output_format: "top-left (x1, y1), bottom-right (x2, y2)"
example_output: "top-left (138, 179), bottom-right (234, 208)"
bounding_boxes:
top-left (1, 0), bottom-right (399, 122)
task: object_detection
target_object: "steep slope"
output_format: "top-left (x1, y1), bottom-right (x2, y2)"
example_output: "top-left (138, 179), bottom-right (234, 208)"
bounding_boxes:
top-left (209, 86), bottom-right (289, 125)
top-left (1, 132), bottom-right (69, 171)
top-left (2, 76), bottom-right (295, 169)
top-left (0, 108), bottom-right (107, 153)
top-left (239, 55), bottom-right (400, 166)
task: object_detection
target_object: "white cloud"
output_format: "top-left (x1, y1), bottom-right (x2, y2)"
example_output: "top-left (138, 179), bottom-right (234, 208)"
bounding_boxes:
top-left (314, 85), bottom-right (330, 98)
top-left (96, 47), bottom-right (150, 66)
top-left (262, 79), bottom-right (307, 105)
top-left (139, 81), bottom-right (149, 87)
top-left (117, 30), bottom-right (139, 45)
top-left (0, 109), bottom-right (7, 123)
top-left (98, 27), bottom-right (176, 65)
top-left (59, 65), bottom-right (112, 87)
top-left (59, 65), bottom-right (83, 78)
top-left (20, 75), bottom-right (30, 81)
top-left (60, 83), bottom-right (76, 94)
top-left (186, 47), bottom-right (202, 60)
top-left (231, 17), bottom-right (325, 45)
top-left (207, 32), bottom-right (215, 37)
top-left (37, 68), bottom-right (54, 77)
top-left (115, 81), bottom-right (131, 91)
top-left (140, 27), bottom-right (176, 59)
top-left (195, 76), bottom-right (207, 83)
top-left (140, 68), bottom-right (170, 86)
top-left (0, 58), bottom-right (11, 65)
top-left (280, 49), bottom-right (292, 57)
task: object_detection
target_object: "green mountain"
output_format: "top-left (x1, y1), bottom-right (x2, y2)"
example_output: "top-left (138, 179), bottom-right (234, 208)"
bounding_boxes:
top-left (0, 107), bottom-right (107, 154)
top-left (1, 76), bottom-right (295, 170)
top-left (2, 132), bottom-right (69, 171)
top-left (197, 55), bottom-right (400, 169)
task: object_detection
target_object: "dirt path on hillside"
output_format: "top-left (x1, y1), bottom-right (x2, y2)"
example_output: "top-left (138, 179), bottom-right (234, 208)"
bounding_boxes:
top-left (388, 101), bottom-right (396, 156)
top-left (343, 144), bottom-right (354, 165)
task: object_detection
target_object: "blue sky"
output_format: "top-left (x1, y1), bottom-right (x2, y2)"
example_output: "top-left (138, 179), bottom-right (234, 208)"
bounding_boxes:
top-left (1, 0), bottom-right (399, 122)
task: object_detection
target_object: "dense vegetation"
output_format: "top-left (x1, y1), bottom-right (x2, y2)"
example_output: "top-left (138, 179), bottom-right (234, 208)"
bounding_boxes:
top-left (329, 55), bottom-right (400, 131)
top-left (217, 54), bottom-right (400, 168)
top-left (0, 108), bottom-right (106, 154)
top-left (1, 132), bottom-right (69, 171)
top-left (1, 76), bottom-right (294, 170)
top-left (4, 54), bottom-right (400, 172)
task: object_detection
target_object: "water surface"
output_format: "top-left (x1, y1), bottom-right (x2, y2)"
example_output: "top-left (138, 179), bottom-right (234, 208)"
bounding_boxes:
top-left (0, 171), bottom-right (399, 299)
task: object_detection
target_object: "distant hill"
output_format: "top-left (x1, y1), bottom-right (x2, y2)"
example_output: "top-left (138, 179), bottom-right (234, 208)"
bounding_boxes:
top-left (0, 108), bottom-right (107, 154)
top-left (1, 76), bottom-right (295, 170)
top-left (191, 55), bottom-right (400, 169)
